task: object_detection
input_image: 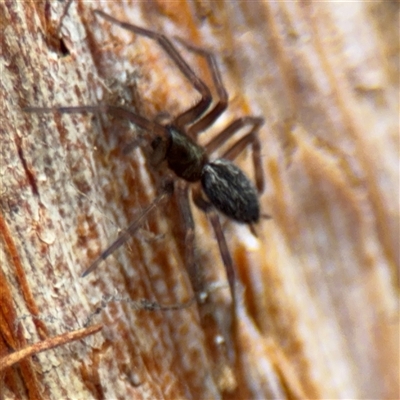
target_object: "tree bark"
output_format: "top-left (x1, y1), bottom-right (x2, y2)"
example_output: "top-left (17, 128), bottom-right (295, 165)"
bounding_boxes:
top-left (1, 1), bottom-right (398, 399)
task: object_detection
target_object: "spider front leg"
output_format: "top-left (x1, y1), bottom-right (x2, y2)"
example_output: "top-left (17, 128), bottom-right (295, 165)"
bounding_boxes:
top-left (94, 10), bottom-right (212, 129)
top-left (23, 104), bottom-right (168, 139)
top-left (174, 39), bottom-right (229, 137)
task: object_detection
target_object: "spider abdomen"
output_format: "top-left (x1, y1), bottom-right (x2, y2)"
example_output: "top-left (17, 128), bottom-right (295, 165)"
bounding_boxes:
top-left (201, 158), bottom-right (259, 223)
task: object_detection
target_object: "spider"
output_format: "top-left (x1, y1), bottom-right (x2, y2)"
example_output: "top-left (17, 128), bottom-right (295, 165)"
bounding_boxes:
top-left (24, 10), bottom-right (266, 306)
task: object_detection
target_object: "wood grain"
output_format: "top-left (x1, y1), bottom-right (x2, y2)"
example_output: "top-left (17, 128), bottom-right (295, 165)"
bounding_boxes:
top-left (1, 1), bottom-right (398, 399)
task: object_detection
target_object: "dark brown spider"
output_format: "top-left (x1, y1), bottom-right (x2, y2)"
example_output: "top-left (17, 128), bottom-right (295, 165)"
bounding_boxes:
top-left (24, 10), bottom-right (266, 305)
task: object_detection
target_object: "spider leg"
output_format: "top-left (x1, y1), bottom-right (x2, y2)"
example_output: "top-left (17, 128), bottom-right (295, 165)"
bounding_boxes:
top-left (94, 10), bottom-right (212, 129)
top-left (23, 105), bottom-right (168, 139)
top-left (81, 181), bottom-right (174, 277)
top-left (175, 181), bottom-right (203, 295)
top-left (208, 211), bottom-right (236, 304)
top-left (177, 185), bottom-right (237, 371)
top-left (175, 39), bottom-right (228, 138)
top-left (191, 188), bottom-right (237, 307)
top-left (206, 116), bottom-right (265, 193)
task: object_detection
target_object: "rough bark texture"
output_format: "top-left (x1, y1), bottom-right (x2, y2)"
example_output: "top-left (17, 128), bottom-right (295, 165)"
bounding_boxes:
top-left (1, 1), bottom-right (398, 399)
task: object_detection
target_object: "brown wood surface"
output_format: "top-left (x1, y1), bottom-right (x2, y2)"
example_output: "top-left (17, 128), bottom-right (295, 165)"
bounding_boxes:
top-left (1, 1), bottom-right (399, 399)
